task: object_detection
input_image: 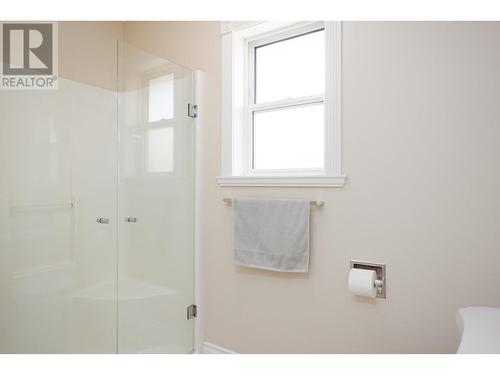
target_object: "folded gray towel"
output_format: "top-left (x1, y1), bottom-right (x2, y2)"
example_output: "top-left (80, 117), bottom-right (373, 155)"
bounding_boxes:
top-left (233, 199), bottom-right (310, 272)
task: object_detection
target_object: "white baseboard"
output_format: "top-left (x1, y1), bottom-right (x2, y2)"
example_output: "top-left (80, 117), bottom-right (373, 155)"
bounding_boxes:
top-left (203, 342), bottom-right (237, 354)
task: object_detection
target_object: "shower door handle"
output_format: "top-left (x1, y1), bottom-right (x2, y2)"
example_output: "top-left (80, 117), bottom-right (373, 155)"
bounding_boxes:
top-left (96, 217), bottom-right (110, 224)
top-left (125, 217), bottom-right (138, 223)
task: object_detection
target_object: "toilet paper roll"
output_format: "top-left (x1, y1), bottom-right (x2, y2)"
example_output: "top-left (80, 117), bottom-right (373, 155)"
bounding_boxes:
top-left (348, 268), bottom-right (377, 298)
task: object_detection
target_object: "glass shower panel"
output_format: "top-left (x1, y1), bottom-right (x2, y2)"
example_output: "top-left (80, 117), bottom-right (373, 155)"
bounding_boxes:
top-left (0, 25), bottom-right (195, 354)
top-left (0, 23), bottom-right (118, 353)
top-left (118, 42), bottom-right (194, 354)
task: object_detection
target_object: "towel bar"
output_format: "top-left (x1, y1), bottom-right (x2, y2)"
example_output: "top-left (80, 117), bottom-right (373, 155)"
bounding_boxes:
top-left (222, 198), bottom-right (324, 208)
top-left (9, 202), bottom-right (75, 212)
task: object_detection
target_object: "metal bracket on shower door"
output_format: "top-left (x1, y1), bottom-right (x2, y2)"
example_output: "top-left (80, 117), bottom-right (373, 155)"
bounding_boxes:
top-left (187, 304), bottom-right (197, 320)
top-left (187, 103), bottom-right (198, 118)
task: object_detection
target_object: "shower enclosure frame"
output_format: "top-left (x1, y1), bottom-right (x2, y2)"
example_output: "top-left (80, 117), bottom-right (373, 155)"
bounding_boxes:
top-left (192, 70), bottom-right (204, 354)
top-left (0, 35), bottom-right (204, 353)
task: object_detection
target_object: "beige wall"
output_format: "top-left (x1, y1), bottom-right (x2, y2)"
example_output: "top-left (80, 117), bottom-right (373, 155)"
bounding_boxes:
top-left (59, 22), bottom-right (123, 90)
top-left (123, 21), bottom-right (500, 353)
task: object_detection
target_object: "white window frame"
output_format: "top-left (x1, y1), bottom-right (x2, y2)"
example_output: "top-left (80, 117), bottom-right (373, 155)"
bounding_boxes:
top-left (217, 21), bottom-right (346, 187)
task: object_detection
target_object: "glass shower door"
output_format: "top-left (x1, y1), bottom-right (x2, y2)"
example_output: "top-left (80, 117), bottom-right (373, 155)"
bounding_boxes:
top-left (117, 42), bottom-right (195, 353)
top-left (0, 29), bottom-right (195, 354)
top-left (0, 23), bottom-right (118, 353)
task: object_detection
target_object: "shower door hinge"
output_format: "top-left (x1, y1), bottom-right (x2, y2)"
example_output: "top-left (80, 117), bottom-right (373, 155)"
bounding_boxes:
top-left (187, 304), bottom-right (197, 320)
top-left (187, 103), bottom-right (198, 118)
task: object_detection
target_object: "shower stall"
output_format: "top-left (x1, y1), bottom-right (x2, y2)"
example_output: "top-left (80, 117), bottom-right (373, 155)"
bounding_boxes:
top-left (0, 24), bottom-right (197, 353)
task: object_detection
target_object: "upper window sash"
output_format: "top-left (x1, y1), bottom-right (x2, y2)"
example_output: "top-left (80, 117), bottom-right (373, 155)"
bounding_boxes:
top-left (247, 22), bottom-right (325, 107)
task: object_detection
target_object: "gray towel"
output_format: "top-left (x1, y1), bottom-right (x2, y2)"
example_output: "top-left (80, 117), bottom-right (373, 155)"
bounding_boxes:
top-left (233, 199), bottom-right (310, 272)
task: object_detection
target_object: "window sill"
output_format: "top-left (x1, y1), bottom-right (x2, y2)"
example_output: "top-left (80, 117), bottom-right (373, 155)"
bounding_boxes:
top-left (216, 175), bottom-right (347, 187)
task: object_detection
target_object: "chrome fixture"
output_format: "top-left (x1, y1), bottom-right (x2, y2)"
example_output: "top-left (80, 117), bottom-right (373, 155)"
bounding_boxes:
top-left (222, 198), bottom-right (324, 208)
top-left (187, 103), bottom-right (198, 118)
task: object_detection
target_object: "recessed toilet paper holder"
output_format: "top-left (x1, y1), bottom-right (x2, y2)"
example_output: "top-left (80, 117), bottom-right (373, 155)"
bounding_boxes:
top-left (350, 260), bottom-right (386, 298)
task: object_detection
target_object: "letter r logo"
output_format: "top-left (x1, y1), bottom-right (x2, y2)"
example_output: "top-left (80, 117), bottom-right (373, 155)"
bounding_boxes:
top-left (2, 23), bottom-right (53, 75)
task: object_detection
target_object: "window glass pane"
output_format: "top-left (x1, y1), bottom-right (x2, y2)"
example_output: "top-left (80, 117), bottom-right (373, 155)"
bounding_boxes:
top-left (148, 74), bottom-right (174, 122)
top-left (253, 104), bottom-right (324, 170)
top-left (255, 29), bottom-right (324, 104)
top-left (147, 127), bottom-right (174, 172)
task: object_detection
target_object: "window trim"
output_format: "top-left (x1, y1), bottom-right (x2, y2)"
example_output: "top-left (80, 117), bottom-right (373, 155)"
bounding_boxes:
top-left (218, 21), bottom-right (346, 187)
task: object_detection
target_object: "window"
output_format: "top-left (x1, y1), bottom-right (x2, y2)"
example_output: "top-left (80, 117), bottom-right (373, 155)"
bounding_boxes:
top-left (145, 73), bottom-right (175, 173)
top-left (218, 21), bottom-right (345, 187)
top-left (251, 27), bottom-right (325, 172)
top-left (148, 74), bottom-right (174, 122)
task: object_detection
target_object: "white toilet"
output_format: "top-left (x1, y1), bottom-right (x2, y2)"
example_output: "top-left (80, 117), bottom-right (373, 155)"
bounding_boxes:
top-left (456, 307), bottom-right (500, 353)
